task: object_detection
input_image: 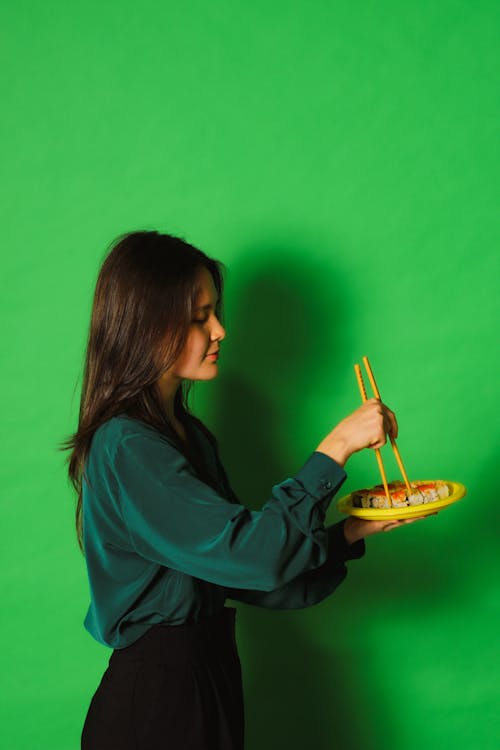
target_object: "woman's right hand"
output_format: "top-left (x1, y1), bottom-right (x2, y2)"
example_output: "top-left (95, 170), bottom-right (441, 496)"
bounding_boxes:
top-left (315, 398), bottom-right (398, 467)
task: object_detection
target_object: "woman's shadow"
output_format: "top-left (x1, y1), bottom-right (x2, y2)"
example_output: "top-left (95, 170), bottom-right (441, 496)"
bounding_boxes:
top-left (199, 239), bottom-right (371, 750)
top-left (196, 237), bottom-right (498, 749)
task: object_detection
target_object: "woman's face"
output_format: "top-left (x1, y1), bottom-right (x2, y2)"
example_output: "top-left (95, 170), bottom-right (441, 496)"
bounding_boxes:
top-left (166, 266), bottom-right (226, 384)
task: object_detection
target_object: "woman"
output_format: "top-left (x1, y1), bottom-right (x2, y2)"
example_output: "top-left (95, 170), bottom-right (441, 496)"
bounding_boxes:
top-left (60, 230), bottom-right (426, 750)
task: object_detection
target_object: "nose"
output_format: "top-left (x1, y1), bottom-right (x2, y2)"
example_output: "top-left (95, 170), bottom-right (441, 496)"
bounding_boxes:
top-left (211, 318), bottom-right (226, 342)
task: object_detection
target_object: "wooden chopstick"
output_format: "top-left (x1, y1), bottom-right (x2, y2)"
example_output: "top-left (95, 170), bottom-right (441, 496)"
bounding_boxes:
top-left (354, 363), bottom-right (393, 507)
top-left (362, 355), bottom-right (413, 494)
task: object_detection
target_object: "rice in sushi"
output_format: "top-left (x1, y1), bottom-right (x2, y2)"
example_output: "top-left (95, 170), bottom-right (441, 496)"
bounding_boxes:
top-left (351, 480), bottom-right (449, 509)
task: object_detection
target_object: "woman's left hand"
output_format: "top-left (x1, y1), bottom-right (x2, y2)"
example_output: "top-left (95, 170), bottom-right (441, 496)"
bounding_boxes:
top-left (343, 513), bottom-right (438, 545)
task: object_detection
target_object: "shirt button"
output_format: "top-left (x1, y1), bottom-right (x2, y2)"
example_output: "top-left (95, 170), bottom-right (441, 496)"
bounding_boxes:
top-left (322, 480), bottom-right (333, 490)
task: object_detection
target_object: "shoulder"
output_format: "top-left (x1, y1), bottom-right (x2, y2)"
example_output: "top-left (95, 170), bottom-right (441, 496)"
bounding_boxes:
top-left (91, 414), bottom-right (176, 464)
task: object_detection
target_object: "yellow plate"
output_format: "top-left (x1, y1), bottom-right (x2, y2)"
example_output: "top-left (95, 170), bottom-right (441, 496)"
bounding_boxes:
top-left (336, 480), bottom-right (467, 520)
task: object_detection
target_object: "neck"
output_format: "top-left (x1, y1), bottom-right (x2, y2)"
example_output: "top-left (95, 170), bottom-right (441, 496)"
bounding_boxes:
top-left (157, 375), bottom-right (182, 423)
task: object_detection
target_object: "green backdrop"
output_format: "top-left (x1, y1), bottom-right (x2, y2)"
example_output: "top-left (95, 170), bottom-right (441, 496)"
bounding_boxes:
top-left (1, 1), bottom-right (498, 748)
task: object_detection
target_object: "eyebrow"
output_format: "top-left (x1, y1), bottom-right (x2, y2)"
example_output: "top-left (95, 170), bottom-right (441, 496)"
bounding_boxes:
top-left (195, 297), bottom-right (220, 311)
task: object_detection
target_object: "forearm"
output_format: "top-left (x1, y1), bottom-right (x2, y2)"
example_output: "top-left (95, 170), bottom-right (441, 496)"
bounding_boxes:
top-left (225, 521), bottom-right (365, 610)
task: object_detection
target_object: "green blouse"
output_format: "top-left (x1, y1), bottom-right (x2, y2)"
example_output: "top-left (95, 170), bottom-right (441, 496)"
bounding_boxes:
top-left (82, 414), bottom-right (365, 649)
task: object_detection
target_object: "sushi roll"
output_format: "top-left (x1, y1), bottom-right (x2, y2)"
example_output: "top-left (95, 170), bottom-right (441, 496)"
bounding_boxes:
top-left (435, 480), bottom-right (450, 499)
top-left (350, 480), bottom-right (449, 509)
top-left (406, 483), bottom-right (426, 506)
top-left (415, 481), bottom-right (449, 502)
top-left (352, 482), bottom-right (409, 509)
top-left (416, 483), bottom-right (439, 503)
top-left (351, 489), bottom-right (372, 508)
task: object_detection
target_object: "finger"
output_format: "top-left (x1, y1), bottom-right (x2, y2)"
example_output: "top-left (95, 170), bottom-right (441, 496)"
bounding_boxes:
top-left (382, 513), bottom-right (436, 532)
top-left (384, 518), bottom-right (419, 530)
top-left (382, 408), bottom-right (397, 441)
top-left (371, 434), bottom-right (386, 450)
top-left (402, 515), bottom-right (431, 524)
top-left (388, 409), bottom-right (398, 439)
top-left (383, 525), bottom-right (400, 532)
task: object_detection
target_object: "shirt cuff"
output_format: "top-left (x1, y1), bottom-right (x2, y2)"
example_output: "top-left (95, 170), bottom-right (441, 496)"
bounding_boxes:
top-left (327, 519), bottom-right (366, 563)
top-left (293, 451), bottom-right (348, 500)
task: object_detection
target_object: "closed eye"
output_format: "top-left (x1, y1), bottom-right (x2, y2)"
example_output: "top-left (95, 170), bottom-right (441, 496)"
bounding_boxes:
top-left (193, 312), bottom-right (221, 326)
top-left (193, 304), bottom-right (222, 325)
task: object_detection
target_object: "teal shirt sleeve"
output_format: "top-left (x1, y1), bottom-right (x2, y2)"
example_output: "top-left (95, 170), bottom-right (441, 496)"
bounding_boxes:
top-left (108, 430), bottom-right (348, 592)
top-left (224, 520), bottom-right (366, 609)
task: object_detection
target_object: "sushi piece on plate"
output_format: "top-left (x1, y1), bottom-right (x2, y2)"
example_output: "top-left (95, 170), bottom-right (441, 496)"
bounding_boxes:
top-left (351, 480), bottom-right (449, 509)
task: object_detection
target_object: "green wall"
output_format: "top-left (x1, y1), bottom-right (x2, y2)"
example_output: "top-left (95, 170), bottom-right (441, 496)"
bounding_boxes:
top-left (1, 1), bottom-right (498, 748)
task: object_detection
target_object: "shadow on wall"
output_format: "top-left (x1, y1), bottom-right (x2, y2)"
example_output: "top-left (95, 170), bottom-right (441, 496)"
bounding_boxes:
top-left (203, 238), bottom-right (373, 750)
top-left (199, 237), bottom-right (494, 750)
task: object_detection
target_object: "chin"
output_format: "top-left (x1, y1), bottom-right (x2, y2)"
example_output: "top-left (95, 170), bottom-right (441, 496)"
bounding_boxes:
top-left (196, 367), bottom-right (219, 380)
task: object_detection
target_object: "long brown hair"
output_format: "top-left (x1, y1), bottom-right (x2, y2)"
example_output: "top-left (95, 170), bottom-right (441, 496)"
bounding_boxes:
top-left (58, 230), bottom-right (227, 555)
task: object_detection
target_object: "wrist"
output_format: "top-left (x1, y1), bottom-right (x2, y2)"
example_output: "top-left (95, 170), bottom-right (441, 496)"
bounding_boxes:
top-left (325, 437), bottom-right (350, 468)
top-left (316, 438), bottom-right (351, 468)
top-left (343, 517), bottom-right (362, 545)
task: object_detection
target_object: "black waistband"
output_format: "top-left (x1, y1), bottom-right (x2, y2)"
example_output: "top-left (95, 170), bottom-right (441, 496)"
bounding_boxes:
top-left (110, 607), bottom-right (238, 666)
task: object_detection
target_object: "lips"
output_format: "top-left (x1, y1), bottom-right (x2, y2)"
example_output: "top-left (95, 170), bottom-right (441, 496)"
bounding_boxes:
top-left (207, 350), bottom-right (219, 357)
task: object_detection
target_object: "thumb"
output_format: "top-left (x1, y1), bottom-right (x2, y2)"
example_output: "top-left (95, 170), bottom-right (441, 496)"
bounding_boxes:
top-left (383, 522), bottom-right (401, 532)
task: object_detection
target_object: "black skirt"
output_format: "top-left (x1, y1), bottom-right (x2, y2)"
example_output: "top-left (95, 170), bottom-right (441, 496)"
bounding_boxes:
top-left (81, 606), bottom-right (244, 750)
